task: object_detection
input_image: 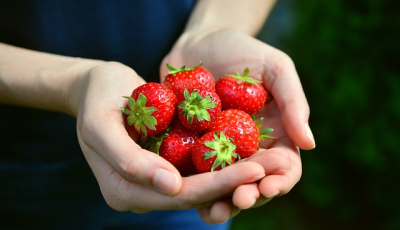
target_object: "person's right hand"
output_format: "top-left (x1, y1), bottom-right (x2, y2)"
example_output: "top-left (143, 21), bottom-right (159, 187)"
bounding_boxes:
top-left (71, 62), bottom-right (266, 215)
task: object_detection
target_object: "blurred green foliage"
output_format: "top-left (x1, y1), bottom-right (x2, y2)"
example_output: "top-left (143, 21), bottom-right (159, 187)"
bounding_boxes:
top-left (232, 0), bottom-right (400, 229)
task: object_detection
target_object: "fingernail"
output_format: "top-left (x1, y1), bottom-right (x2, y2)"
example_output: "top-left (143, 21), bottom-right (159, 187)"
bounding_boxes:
top-left (305, 123), bottom-right (316, 148)
top-left (266, 190), bottom-right (280, 198)
top-left (153, 168), bottom-right (178, 195)
top-left (248, 198), bottom-right (257, 208)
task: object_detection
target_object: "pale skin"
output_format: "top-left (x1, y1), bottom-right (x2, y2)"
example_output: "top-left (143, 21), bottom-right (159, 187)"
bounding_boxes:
top-left (0, 0), bottom-right (315, 225)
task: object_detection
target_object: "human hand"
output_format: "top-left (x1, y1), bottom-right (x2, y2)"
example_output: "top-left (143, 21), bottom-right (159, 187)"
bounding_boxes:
top-left (160, 29), bottom-right (315, 223)
top-left (70, 62), bottom-right (266, 215)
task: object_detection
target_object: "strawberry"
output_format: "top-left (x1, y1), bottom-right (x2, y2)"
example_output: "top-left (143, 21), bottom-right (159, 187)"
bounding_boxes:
top-left (142, 122), bottom-right (200, 176)
top-left (207, 109), bottom-right (260, 158)
top-left (191, 131), bottom-right (238, 173)
top-left (177, 88), bottom-right (222, 132)
top-left (121, 82), bottom-right (177, 136)
top-left (215, 68), bottom-right (271, 115)
top-left (163, 62), bottom-right (215, 96)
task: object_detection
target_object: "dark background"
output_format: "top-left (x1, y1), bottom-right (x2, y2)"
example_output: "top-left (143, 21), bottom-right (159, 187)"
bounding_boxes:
top-left (232, 0), bottom-right (400, 229)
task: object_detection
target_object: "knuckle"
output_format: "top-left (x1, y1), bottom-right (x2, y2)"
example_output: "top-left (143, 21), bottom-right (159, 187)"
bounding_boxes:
top-left (274, 51), bottom-right (295, 74)
top-left (119, 155), bottom-right (141, 183)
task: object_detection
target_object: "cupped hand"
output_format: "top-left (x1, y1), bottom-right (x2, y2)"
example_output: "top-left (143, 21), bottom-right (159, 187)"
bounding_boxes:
top-left (161, 28), bottom-right (315, 223)
top-left (70, 62), bottom-right (266, 215)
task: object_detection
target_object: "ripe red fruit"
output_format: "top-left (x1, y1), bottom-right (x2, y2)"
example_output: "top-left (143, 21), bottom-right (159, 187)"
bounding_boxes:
top-left (215, 68), bottom-right (271, 115)
top-left (121, 82), bottom-right (177, 137)
top-left (208, 109), bottom-right (260, 158)
top-left (142, 122), bottom-right (200, 176)
top-left (191, 131), bottom-right (238, 173)
top-left (177, 88), bottom-right (222, 132)
top-left (163, 62), bottom-right (215, 96)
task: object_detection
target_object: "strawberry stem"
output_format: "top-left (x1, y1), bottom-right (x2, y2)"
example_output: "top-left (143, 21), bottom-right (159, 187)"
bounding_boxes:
top-left (142, 125), bottom-right (172, 154)
top-left (166, 62), bottom-right (203, 75)
top-left (121, 94), bottom-right (157, 136)
top-left (203, 132), bottom-right (238, 171)
top-left (255, 117), bottom-right (276, 143)
top-left (227, 67), bottom-right (262, 85)
top-left (178, 89), bottom-right (217, 124)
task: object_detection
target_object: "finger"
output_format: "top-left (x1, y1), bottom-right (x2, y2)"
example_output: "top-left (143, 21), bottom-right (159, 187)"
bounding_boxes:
top-left (242, 147), bottom-right (292, 175)
top-left (232, 183), bottom-right (260, 209)
top-left (210, 200), bottom-right (232, 224)
top-left (258, 155), bottom-right (302, 198)
top-left (210, 199), bottom-right (240, 224)
top-left (263, 52), bottom-right (316, 150)
top-left (197, 207), bottom-right (216, 225)
top-left (175, 161), bottom-right (265, 208)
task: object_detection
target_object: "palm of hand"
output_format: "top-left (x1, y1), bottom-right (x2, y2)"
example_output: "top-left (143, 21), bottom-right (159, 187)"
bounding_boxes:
top-left (160, 29), bottom-right (309, 219)
top-left (75, 62), bottom-right (266, 218)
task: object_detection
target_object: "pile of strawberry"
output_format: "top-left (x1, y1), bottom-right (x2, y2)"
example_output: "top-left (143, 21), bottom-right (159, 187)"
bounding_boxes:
top-left (121, 63), bottom-right (275, 175)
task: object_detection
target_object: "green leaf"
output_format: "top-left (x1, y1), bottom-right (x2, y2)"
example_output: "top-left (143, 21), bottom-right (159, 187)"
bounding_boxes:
top-left (121, 92), bottom-right (159, 137)
top-left (227, 68), bottom-right (263, 85)
top-left (134, 120), bottom-right (142, 134)
top-left (260, 128), bottom-right (274, 135)
top-left (121, 107), bottom-right (131, 115)
top-left (143, 107), bottom-right (157, 116)
top-left (203, 150), bottom-right (218, 159)
top-left (178, 89), bottom-right (217, 125)
top-left (136, 93), bottom-right (147, 108)
top-left (140, 123), bottom-right (148, 136)
top-left (166, 62), bottom-right (203, 75)
top-left (201, 131), bottom-right (238, 172)
top-left (143, 119), bottom-right (156, 131)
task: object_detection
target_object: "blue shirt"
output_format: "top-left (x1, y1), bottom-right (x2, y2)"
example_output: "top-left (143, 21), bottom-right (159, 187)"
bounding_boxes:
top-left (0, 1), bottom-right (231, 229)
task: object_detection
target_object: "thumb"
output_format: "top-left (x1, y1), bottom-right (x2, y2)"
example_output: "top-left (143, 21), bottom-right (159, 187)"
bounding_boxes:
top-left (265, 54), bottom-right (316, 150)
top-left (77, 118), bottom-right (182, 196)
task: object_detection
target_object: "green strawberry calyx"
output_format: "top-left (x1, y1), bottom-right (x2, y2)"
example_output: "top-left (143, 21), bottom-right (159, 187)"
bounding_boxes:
top-left (228, 68), bottom-right (263, 85)
top-left (203, 131), bottom-right (238, 172)
top-left (254, 116), bottom-right (275, 144)
top-left (166, 62), bottom-right (203, 75)
top-left (141, 125), bottom-right (172, 154)
top-left (178, 89), bottom-right (217, 124)
top-left (120, 93), bottom-right (157, 137)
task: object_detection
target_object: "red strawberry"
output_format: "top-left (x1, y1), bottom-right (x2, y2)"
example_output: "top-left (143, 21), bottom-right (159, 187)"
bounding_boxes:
top-left (208, 109), bottom-right (260, 158)
top-left (142, 122), bottom-right (200, 176)
top-left (177, 88), bottom-right (222, 132)
top-left (121, 82), bottom-right (177, 136)
top-left (191, 131), bottom-right (238, 173)
top-left (163, 62), bottom-right (215, 96)
top-left (215, 68), bottom-right (271, 115)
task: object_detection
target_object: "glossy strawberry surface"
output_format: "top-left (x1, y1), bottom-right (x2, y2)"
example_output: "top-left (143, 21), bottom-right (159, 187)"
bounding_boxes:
top-left (208, 109), bottom-right (259, 158)
top-left (215, 68), bottom-right (270, 115)
top-left (164, 63), bottom-right (215, 96)
top-left (159, 122), bottom-right (200, 176)
top-left (124, 82), bottom-right (177, 136)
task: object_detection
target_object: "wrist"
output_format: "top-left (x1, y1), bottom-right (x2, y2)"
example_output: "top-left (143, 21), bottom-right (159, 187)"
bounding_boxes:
top-left (59, 58), bottom-right (105, 117)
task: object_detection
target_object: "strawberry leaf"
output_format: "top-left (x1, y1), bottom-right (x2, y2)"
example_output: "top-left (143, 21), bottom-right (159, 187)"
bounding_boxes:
top-left (142, 126), bottom-right (172, 154)
top-left (121, 95), bottom-right (158, 137)
top-left (255, 117), bottom-right (276, 144)
top-left (166, 62), bottom-right (203, 75)
top-left (227, 68), bottom-right (263, 86)
top-left (202, 132), bottom-right (237, 172)
top-left (178, 89), bottom-right (217, 124)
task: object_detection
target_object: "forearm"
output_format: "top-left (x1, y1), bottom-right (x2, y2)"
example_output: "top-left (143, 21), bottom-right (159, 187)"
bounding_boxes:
top-left (0, 43), bottom-right (103, 116)
top-left (186, 0), bottom-right (277, 36)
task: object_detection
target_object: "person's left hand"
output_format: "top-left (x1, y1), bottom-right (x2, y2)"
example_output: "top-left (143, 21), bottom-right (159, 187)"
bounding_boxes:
top-left (160, 28), bottom-right (314, 224)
